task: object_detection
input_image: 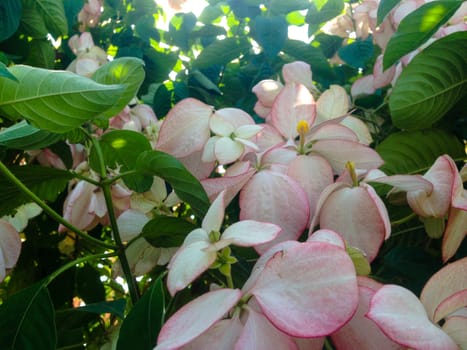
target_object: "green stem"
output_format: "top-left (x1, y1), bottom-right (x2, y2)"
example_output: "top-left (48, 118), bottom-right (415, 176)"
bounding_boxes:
top-left (70, 171), bottom-right (101, 186)
top-left (324, 338), bottom-right (334, 350)
top-left (88, 134), bottom-right (140, 304)
top-left (391, 212), bottom-right (417, 226)
top-left (101, 170), bottom-right (138, 185)
top-left (225, 273), bottom-right (234, 289)
top-left (0, 161), bottom-right (117, 250)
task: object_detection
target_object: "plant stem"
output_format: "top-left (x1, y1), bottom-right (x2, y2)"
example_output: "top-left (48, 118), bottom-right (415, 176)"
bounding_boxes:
top-left (391, 212), bottom-right (417, 226)
top-left (0, 161), bottom-right (117, 250)
top-left (225, 273), bottom-right (234, 289)
top-left (88, 134), bottom-right (140, 304)
top-left (324, 338), bottom-right (334, 350)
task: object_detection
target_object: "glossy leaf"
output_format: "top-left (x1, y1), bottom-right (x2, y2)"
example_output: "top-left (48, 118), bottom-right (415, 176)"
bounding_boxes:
top-left (193, 38), bottom-right (250, 68)
top-left (377, 0), bottom-right (402, 25)
top-left (0, 62), bottom-right (18, 82)
top-left (142, 215), bottom-right (198, 248)
top-left (89, 130), bottom-right (153, 192)
top-left (91, 57), bottom-right (146, 117)
top-left (0, 0), bottom-right (22, 41)
top-left (0, 282), bottom-right (56, 349)
top-left (117, 276), bottom-right (165, 350)
top-left (388, 32), bottom-right (467, 129)
top-left (0, 165), bottom-right (73, 216)
top-left (0, 120), bottom-right (62, 149)
top-left (36, 0), bottom-right (68, 38)
top-left (136, 150), bottom-right (210, 218)
top-left (0, 65), bottom-right (125, 133)
top-left (383, 1), bottom-right (463, 69)
top-left (252, 16), bottom-right (288, 59)
top-left (376, 129), bottom-right (465, 175)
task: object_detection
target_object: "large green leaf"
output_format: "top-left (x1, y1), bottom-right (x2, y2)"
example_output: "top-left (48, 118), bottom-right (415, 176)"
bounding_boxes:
top-left (376, 129), bottom-right (465, 175)
top-left (0, 0), bottom-right (22, 41)
top-left (92, 57), bottom-right (146, 117)
top-left (142, 215), bottom-right (198, 248)
top-left (252, 16), bottom-right (288, 59)
top-left (0, 65), bottom-right (125, 133)
top-left (36, 0), bottom-right (68, 38)
top-left (20, 0), bottom-right (48, 38)
top-left (0, 165), bottom-right (73, 216)
top-left (0, 120), bottom-right (62, 149)
top-left (389, 32), bottom-right (467, 130)
top-left (89, 130), bottom-right (153, 192)
top-left (0, 282), bottom-right (56, 349)
top-left (383, 0), bottom-right (463, 69)
top-left (116, 276), bottom-right (165, 350)
top-left (193, 38), bottom-right (251, 69)
top-left (136, 150), bottom-right (210, 218)
top-left (377, 0), bottom-right (402, 25)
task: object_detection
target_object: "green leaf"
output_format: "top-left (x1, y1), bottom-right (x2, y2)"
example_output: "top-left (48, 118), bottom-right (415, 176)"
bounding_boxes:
top-left (307, 0), bottom-right (345, 30)
top-left (142, 215), bottom-right (198, 248)
top-left (338, 36), bottom-right (374, 68)
top-left (252, 16), bottom-right (288, 59)
top-left (0, 62), bottom-right (17, 81)
top-left (269, 0), bottom-right (310, 14)
top-left (76, 299), bottom-right (127, 318)
top-left (0, 282), bottom-right (56, 350)
top-left (388, 32), bottom-right (467, 129)
top-left (191, 69), bottom-right (222, 95)
top-left (0, 65), bottom-right (125, 133)
top-left (377, 0), bottom-right (402, 25)
top-left (282, 39), bottom-right (335, 80)
top-left (193, 37), bottom-right (251, 69)
top-left (89, 130), bottom-right (153, 192)
top-left (76, 264), bottom-right (106, 304)
top-left (0, 0), bottom-right (22, 41)
top-left (36, 0), bottom-right (68, 38)
top-left (116, 276), bottom-right (165, 350)
top-left (136, 150), bottom-right (210, 218)
top-left (92, 57), bottom-right (146, 117)
top-left (20, 0), bottom-right (48, 38)
top-left (23, 39), bottom-right (55, 68)
top-left (383, 0), bottom-right (463, 69)
top-left (0, 165), bottom-right (73, 216)
top-left (376, 129), bottom-right (465, 175)
top-left (0, 120), bottom-right (62, 149)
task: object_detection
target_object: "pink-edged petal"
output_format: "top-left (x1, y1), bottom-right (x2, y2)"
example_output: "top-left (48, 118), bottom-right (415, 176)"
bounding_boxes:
top-left (341, 116), bottom-right (373, 145)
top-left (373, 54), bottom-right (396, 89)
top-left (178, 149), bottom-right (216, 180)
top-left (116, 209), bottom-right (150, 241)
top-left (236, 307), bottom-right (298, 350)
top-left (235, 124), bottom-right (263, 139)
top-left (369, 174), bottom-right (434, 193)
top-left (420, 257), bottom-right (467, 323)
top-left (287, 155), bottom-right (334, 221)
top-left (166, 241), bottom-right (217, 295)
top-left (451, 163), bottom-right (467, 210)
top-left (309, 122), bottom-right (358, 142)
top-left (255, 124), bottom-right (284, 152)
top-left (251, 241), bottom-right (358, 337)
top-left (261, 146), bottom-right (297, 168)
top-left (367, 285), bottom-right (458, 350)
top-left (180, 315), bottom-right (243, 350)
top-left (252, 79), bottom-right (283, 107)
top-left (351, 75), bottom-right (375, 99)
top-left (332, 278), bottom-right (403, 350)
top-left (253, 101), bottom-right (272, 120)
top-left (202, 168), bottom-right (256, 203)
top-left (0, 220), bottom-right (21, 270)
top-left (157, 98), bottom-right (212, 157)
top-left (215, 107), bottom-right (255, 128)
top-left (307, 229), bottom-right (346, 249)
top-left (316, 85), bottom-right (350, 123)
top-left (221, 220), bottom-right (281, 247)
top-left (234, 138), bottom-right (259, 151)
top-left (311, 139), bottom-right (384, 174)
top-left (443, 314), bottom-right (467, 349)
top-left (282, 61), bottom-right (314, 90)
top-left (434, 290), bottom-right (467, 325)
top-left (156, 289), bottom-right (242, 350)
top-left (442, 207), bottom-right (467, 262)
top-left (210, 114), bottom-right (235, 136)
top-left (202, 191), bottom-right (226, 233)
top-left (215, 137), bottom-right (244, 165)
top-left (407, 155), bottom-right (456, 218)
top-left (239, 171), bottom-right (310, 254)
top-left (201, 136), bottom-right (219, 163)
top-left (319, 184), bottom-right (390, 262)
top-left (271, 83), bottom-right (316, 141)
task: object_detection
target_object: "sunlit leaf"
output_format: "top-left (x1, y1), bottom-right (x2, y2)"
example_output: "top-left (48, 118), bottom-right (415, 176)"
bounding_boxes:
top-left (383, 0), bottom-right (463, 69)
top-left (389, 32), bottom-right (467, 129)
top-left (0, 65), bottom-right (125, 133)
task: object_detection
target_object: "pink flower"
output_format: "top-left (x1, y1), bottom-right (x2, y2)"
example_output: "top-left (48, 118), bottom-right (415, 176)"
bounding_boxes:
top-left (0, 220), bottom-right (21, 282)
top-left (78, 0), bottom-right (102, 31)
top-left (67, 32), bottom-right (107, 77)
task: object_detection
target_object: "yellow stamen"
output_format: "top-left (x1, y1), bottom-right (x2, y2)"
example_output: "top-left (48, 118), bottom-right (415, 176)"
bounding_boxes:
top-left (296, 120), bottom-right (309, 154)
top-left (345, 161), bottom-right (359, 187)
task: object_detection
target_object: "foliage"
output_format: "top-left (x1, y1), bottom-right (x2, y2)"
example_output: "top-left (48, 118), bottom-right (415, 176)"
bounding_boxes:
top-left (0, 0), bottom-right (465, 349)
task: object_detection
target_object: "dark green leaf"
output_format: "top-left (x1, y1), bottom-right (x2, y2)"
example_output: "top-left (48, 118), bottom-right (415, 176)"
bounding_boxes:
top-left (383, 0), bottom-right (463, 69)
top-left (338, 36), bottom-right (374, 68)
top-left (376, 129), bottom-right (465, 175)
top-left (313, 33), bottom-right (344, 58)
top-left (169, 12), bottom-right (197, 51)
top-left (152, 83), bottom-right (172, 118)
top-left (269, 0), bottom-right (310, 14)
top-left (116, 276), bottom-right (165, 350)
top-left (0, 282), bottom-right (56, 350)
top-left (136, 150), bottom-right (210, 218)
top-left (0, 0), bottom-right (22, 42)
top-left (20, 0), bottom-right (48, 38)
top-left (142, 215), bottom-right (197, 248)
top-left (0, 165), bottom-right (73, 216)
top-left (377, 0), bottom-right (402, 25)
top-left (89, 130), bottom-right (153, 192)
top-left (0, 120), bottom-right (62, 149)
top-left (36, 0), bottom-right (68, 38)
top-left (0, 61), bottom-right (17, 81)
top-left (0, 65), bottom-right (125, 133)
top-left (76, 299), bottom-right (127, 318)
top-left (191, 69), bottom-right (222, 95)
top-left (76, 265), bottom-right (106, 304)
top-left (92, 57), bottom-right (146, 118)
top-left (24, 39), bottom-right (55, 68)
top-left (143, 48), bottom-right (179, 84)
top-left (198, 4), bottom-right (224, 24)
top-left (193, 38), bottom-right (251, 69)
top-left (252, 16), bottom-right (288, 59)
top-left (389, 32), bottom-right (467, 129)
